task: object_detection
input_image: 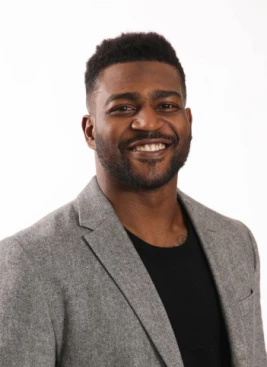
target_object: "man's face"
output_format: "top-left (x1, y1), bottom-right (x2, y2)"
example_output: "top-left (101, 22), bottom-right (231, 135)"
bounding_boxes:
top-left (84, 61), bottom-right (192, 190)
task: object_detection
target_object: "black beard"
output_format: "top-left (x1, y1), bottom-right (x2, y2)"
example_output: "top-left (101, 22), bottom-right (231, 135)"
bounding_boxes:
top-left (95, 131), bottom-right (192, 190)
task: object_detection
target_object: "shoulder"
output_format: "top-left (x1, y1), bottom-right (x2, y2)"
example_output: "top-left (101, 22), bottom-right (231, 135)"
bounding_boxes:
top-left (0, 199), bottom-right (85, 266)
top-left (0, 177), bottom-right (113, 269)
top-left (179, 189), bottom-right (251, 234)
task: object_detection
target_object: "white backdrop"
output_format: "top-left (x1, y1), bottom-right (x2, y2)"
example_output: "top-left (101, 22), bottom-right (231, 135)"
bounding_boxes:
top-left (1, 0), bottom-right (267, 339)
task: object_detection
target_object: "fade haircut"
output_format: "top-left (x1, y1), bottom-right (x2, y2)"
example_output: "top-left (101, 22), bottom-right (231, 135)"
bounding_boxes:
top-left (85, 32), bottom-right (187, 110)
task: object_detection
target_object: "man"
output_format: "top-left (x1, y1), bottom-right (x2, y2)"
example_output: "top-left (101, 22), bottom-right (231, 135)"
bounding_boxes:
top-left (0, 32), bottom-right (266, 367)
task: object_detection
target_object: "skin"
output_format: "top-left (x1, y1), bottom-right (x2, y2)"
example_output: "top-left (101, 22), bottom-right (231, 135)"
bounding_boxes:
top-left (82, 61), bottom-right (193, 247)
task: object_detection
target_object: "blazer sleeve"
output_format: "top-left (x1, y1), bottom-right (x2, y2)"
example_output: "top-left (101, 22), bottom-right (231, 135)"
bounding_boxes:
top-left (247, 228), bottom-right (267, 366)
top-left (0, 237), bottom-right (56, 367)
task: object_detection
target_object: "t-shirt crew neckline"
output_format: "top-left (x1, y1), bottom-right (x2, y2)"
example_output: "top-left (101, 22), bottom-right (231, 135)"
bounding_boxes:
top-left (125, 200), bottom-right (191, 252)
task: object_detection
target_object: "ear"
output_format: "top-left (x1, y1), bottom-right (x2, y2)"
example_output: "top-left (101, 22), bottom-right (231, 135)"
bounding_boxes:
top-left (82, 114), bottom-right (96, 150)
top-left (185, 107), bottom-right (193, 127)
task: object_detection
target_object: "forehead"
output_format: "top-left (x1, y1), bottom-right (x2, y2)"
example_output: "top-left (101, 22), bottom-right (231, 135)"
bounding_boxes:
top-left (96, 61), bottom-right (182, 102)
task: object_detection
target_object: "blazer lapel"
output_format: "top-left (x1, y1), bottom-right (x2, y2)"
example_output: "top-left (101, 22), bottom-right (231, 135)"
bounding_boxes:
top-left (77, 177), bottom-right (183, 367)
top-left (178, 190), bottom-right (249, 367)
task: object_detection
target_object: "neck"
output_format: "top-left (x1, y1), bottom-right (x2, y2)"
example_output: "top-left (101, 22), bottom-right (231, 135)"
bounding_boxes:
top-left (96, 169), bottom-right (185, 241)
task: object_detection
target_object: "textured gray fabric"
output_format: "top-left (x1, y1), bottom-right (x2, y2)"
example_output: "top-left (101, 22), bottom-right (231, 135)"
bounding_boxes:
top-left (0, 176), bottom-right (266, 367)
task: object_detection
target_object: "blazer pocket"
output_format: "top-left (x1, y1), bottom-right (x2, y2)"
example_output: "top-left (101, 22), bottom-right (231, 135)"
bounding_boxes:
top-left (238, 289), bottom-right (254, 317)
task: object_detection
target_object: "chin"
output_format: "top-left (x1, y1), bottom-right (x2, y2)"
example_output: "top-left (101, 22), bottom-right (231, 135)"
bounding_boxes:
top-left (121, 169), bottom-right (178, 190)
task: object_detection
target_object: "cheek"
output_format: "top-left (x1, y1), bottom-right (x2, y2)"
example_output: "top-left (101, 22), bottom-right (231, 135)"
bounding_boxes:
top-left (96, 114), bottom-right (121, 139)
top-left (168, 118), bottom-right (190, 141)
top-left (100, 126), bottom-right (128, 149)
top-left (96, 129), bottom-right (121, 155)
top-left (95, 121), bottom-right (111, 142)
top-left (177, 116), bottom-right (192, 134)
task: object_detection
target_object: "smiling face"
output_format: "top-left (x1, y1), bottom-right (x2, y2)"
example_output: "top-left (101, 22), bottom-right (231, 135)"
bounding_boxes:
top-left (82, 61), bottom-right (192, 190)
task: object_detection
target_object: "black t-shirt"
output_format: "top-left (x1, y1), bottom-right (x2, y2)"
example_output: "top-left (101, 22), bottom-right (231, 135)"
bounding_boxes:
top-left (126, 207), bottom-right (232, 367)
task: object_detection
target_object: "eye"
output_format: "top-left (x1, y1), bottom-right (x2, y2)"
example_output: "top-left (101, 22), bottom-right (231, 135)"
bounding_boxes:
top-left (110, 105), bottom-right (135, 114)
top-left (157, 103), bottom-right (179, 111)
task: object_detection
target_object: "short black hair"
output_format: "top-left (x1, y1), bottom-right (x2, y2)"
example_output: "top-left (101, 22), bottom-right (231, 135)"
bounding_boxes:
top-left (85, 32), bottom-right (187, 108)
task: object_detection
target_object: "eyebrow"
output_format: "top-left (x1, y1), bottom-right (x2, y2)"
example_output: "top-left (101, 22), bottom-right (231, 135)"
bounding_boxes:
top-left (105, 92), bottom-right (140, 106)
top-left (150, 90), bottom-right (182, 100)
top-left (105, 90), bottom-right (182, 106)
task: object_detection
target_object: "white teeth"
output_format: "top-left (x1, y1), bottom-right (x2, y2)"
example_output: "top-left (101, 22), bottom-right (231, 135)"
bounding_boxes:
top-left (134, 143), bottom-right (166, 152)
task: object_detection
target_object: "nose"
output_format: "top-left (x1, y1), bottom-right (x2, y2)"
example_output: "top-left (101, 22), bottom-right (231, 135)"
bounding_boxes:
top-left (131, 105), bottom-right (164, 131)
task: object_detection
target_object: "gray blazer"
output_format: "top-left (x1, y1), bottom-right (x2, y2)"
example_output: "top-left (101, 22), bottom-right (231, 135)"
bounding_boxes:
top-left (0, 176), bottom-right (266, 367)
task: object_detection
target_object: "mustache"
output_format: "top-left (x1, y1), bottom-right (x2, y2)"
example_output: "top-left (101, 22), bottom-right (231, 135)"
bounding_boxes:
top-left (118, 131), bottom-right (179, 152)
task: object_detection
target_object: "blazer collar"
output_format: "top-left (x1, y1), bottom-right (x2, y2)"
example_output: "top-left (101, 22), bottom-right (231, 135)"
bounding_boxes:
top-left (76, 177), bottom-right (216, 231)
top-left (76, 177), bottom-right (115, 230)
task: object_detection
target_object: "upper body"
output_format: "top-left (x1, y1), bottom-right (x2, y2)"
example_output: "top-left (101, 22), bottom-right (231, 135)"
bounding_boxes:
top-left (0, 176), bottom-right (266, 367)
top-left (0, 32), bottom-right (266, 366)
